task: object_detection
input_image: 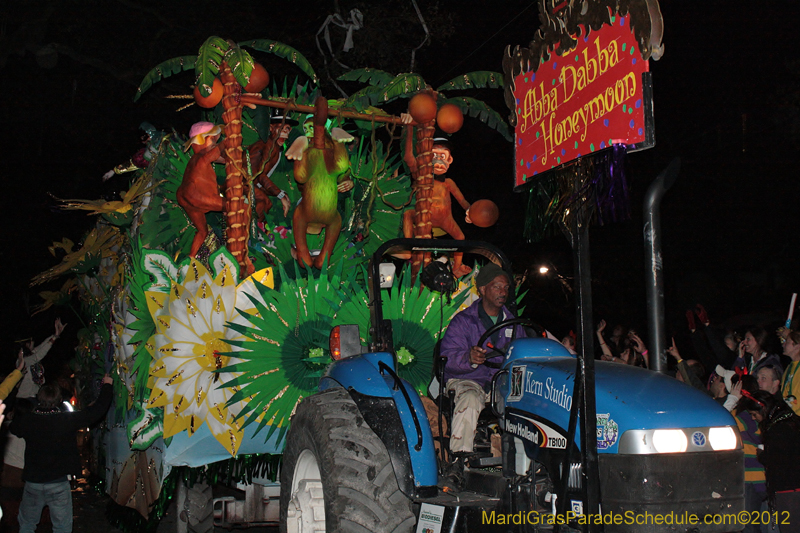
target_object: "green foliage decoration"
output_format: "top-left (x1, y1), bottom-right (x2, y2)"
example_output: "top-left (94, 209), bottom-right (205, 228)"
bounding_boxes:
top-left (136, 137), bottom-right (194, 257)
top-left (344, 136), bottom-right (409, 258)
top-left (436, 71), bottom-right (505, 91)
top-left (124, 238), bottom-right (158, 404)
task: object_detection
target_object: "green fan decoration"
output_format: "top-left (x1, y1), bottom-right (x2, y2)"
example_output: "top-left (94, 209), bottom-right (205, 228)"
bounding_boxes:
top-left (374, 264), bottom-right (469, 396)
top-left (222, 261), bottom-right (358, 446)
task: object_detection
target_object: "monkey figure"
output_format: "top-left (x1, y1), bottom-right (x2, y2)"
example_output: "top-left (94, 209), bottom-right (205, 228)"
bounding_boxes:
top-left (176, 122), bottom-right (225, 257)
top-left (285, 97), bottom-right (353, 269)
top-left (249, 113), bottom-right (295, 221)
top-left (403, 133), bottom-right (474, 277)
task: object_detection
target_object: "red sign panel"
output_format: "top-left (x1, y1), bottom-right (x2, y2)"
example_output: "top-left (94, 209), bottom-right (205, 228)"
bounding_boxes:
top-left (513, 17), bottom-right (649, 187)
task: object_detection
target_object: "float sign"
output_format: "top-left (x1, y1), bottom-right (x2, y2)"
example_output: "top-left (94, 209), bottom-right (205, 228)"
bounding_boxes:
top-left (513, 16), bottom-right (652, 187)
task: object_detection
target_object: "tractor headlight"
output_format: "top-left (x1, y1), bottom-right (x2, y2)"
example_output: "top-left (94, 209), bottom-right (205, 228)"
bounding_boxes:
top-left (652, 429), bottom-right (688, 453)
top-left (709, 427), bottom-right (737, 451)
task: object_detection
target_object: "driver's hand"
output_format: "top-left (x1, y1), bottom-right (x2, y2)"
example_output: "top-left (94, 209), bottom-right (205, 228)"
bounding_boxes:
top-left (469, 346), bottom-right (487, 366)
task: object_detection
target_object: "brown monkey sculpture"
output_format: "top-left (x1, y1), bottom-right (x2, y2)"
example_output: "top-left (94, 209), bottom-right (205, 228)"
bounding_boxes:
top-left (403, 135), bottom-right (475, 277)
top-left (285, 97), bottom-right (353, 269)
top-left (248, 111), bottom-right (295, 221)
top-left (177, 122), bottom-right (225, 257)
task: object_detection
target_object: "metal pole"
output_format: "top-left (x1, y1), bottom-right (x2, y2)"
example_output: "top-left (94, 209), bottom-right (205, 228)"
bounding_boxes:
top-left (557, 193), bottom-right (600, 533)
top-left (643, 158), bottom-right (680, 373)
top-left (574, 216), bottom-right (601, 529)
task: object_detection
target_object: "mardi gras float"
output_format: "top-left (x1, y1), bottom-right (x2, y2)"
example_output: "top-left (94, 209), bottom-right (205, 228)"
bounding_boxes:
top-left (30, 35), bottom-right (510, 529)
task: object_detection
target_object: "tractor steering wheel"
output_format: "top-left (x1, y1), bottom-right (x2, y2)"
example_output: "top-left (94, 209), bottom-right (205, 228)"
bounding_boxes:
top-left (476, 317), bottom-right (543, 367)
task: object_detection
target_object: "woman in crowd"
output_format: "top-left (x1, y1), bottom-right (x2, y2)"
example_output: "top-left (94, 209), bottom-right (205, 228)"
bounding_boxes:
top-left (738, 390), bottom-right (800, 532)
top-left (734, 326), bottom-right (781, 375)
top-left (781, 330), bottom-right (800, 415)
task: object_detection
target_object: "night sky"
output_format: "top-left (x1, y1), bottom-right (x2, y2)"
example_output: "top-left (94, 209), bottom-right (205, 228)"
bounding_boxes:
top-left (2, 1), bottom-right (799, 371)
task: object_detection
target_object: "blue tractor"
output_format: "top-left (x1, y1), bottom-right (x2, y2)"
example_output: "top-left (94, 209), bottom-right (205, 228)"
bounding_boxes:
top-left (279, 239), bottom-right (744, 532)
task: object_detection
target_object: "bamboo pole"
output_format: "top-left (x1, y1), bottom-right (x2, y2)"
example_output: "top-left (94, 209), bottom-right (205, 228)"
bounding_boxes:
top-left (240, 96), bottom-right (417, 126)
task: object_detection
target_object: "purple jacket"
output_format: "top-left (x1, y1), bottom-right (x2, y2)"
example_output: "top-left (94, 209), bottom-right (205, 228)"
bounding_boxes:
top-left (441, 299), bottom-right (526, 388)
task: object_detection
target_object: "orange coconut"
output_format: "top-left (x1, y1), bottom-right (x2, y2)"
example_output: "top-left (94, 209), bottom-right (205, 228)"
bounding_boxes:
top-left (408, 93), bottom-right (437, 124)
top-left (244, 63), bottom-right (270, 93)
top-left (193, 78), bottom-right (223, 109)
top-left (437, 103), bottom-right (464, 134)
top-left (469, 199), bottom-right (499, 228)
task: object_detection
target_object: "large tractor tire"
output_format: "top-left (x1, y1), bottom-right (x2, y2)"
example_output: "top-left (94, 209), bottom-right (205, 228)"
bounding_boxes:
top-left (280, 387), bottom-right (416, 533)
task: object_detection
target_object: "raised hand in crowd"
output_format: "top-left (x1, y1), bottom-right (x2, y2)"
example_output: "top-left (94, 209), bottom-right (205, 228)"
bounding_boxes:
top-left (666, 338), bottom-right (681, 362)
top-left (695, 304), bottom-right (710, 326)
top-left (54, 318), bottom-right (67, 338)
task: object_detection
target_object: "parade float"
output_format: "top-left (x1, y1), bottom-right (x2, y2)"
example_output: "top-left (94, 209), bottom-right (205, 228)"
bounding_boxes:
top-left (30, 35), bottom-right (510, 530)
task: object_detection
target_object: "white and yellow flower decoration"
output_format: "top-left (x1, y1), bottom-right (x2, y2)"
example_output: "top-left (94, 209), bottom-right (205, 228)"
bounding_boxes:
top-left (143, 248), bottom-right (273, 456)
top-left (111, 303), bottom-right (138, 411)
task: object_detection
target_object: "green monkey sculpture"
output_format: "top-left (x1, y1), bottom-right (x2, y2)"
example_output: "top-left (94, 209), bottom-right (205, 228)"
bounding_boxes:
top-left (285, 97), bottom-right (353, 269)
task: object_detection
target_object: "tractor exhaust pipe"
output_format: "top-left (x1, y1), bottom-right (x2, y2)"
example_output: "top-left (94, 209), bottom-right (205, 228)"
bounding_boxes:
top-left (643, 158), bottom-right (680, 373)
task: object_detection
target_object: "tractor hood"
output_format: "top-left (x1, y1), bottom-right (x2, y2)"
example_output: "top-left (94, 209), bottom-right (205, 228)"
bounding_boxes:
top-left (501, 338), bottom-right (738, 455)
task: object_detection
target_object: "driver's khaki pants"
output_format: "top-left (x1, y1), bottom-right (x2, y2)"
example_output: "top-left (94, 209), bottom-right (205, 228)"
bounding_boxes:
top-left (446, 379), bottom-right (486, 453)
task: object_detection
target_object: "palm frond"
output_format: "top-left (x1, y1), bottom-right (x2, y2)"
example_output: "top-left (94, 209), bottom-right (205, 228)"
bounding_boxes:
top-left (338, 68), bottom-right (394, 86)
top-left (436, 71), bottom-right (505, 92)
top-left (195, 36), bottom-right (231, 94)
top-left (344, 73), bottom-right (427, 109)
top-left (441, 96), bottom-right (513, 142)
top-left (239, 39), bottom-right (318, 84)
top-left (224, 45), bottom-right (255, 88)
top-left (134, 56), bottom-right (196, 102)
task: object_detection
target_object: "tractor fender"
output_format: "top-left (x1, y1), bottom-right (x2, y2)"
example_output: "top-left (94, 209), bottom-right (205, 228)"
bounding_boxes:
top-left (320, 352), bottom-right (439, 497)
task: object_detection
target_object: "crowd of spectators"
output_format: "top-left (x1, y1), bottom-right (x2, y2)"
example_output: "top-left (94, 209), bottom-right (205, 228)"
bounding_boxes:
top-left (0, 318), bottom-right (112, 533)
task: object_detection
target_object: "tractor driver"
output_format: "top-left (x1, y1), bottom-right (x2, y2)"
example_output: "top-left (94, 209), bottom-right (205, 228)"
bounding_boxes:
top-left (440, 263), bottom-right (527, 455)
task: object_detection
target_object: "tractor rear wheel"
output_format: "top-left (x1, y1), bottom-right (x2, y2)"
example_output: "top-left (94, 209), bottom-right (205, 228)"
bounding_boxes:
top-left (280, 387), bottom-right (415, 533)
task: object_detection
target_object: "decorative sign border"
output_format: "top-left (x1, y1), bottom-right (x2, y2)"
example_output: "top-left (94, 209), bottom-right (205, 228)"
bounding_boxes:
top-left (512, 18), bottom-right (651, 187)
top-left (503, 0), bottom-right (663, 189)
